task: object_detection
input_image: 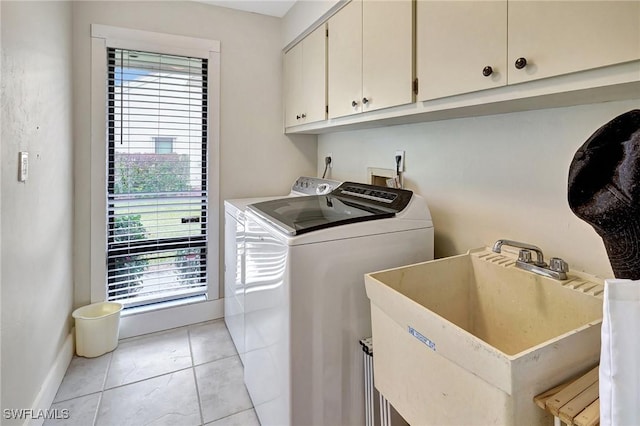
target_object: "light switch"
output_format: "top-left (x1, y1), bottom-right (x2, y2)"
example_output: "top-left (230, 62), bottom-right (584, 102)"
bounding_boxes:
top-left (18, 151), bottom-right (28, 182)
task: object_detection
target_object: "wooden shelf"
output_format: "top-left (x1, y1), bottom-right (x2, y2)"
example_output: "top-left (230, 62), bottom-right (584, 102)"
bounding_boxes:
top-left (534, 365), bottom-right (600, 426)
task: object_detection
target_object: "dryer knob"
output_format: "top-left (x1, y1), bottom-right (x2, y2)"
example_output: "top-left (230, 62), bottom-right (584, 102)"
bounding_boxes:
top-left (317, 184), bottom-right (331, 194)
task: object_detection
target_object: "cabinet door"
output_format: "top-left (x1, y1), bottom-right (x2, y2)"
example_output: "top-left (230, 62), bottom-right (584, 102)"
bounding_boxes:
top-left (328, 0), bottom-right (363, 119)
top-left (302, 24), bottom-right (327, 124)
top-left (362, 0), bottom-right (414, 111)
top-left (417, 1), bottom-right (507, 101)
top-left (284, 42), bottom-right (303, 127)
top-left (508, 0), bottom-right (640, 84)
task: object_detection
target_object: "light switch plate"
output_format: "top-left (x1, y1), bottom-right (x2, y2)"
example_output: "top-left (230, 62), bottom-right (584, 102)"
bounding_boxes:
top-left (19, 151), bottom-right (28, 182)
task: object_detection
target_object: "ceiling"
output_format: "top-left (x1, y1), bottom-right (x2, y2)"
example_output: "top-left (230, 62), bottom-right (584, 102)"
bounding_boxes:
top-left (195, 0), bottom-right (296, 17)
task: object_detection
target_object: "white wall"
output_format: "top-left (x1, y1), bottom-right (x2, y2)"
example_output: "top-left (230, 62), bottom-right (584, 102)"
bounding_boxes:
top-left (319, 99), bottom-right (640, 279)
top-left (1, 0), bottom-right (74, 419)
top-left (73, 1), bottom-right (316, 307)
top-left (0, 1), bottom-right (3, 413)
top-left (282, 0), bottom-right (341, 47)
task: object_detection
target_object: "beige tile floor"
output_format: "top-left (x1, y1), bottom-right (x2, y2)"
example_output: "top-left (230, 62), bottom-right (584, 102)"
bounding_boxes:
top-left (46, 319), bottom-right (260, 426)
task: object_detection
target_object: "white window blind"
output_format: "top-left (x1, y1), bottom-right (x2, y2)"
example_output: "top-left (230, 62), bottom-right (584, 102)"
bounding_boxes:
top-left (107, 48), bottom-right (209, 308)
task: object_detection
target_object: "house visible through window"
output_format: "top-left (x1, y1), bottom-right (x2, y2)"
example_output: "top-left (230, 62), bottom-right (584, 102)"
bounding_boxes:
top-left (154, 136), bottom-right (175, 154)
top-left (106, 48), bottom-right (209, 308)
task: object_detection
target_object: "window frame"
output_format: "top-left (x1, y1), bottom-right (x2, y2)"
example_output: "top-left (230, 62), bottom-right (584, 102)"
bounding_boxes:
top-left (90, 24), bottom-right (221, 334)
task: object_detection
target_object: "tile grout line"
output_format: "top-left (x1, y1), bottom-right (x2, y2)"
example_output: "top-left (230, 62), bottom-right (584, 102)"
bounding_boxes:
top-left (93, 351), bottom-right (115, 426)
top-left (187, 327), bottom-right (206, 426)
top-left (92, 393), bottom-right (103, 426)
top-left (210, 407), bottom-right (256, 424)
top-left (51, 390), bottom-right (102, 405)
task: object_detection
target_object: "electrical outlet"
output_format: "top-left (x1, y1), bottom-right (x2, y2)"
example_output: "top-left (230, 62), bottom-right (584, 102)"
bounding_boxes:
top-left (326, 153), bottom-right (333, 168)
top-left (395, 150), bottom-right (405, 172)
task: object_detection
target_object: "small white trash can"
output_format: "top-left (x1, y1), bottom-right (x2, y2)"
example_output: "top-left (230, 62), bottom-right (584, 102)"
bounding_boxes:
top-left (72, 302), bottom-right (123, 358)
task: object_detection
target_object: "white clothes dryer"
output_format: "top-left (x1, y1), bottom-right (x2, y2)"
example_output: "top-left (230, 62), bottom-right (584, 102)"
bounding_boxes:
top-left (243, 182), bottom-right (434, 426)
top-left (224, 177), bottom-right (341, 364)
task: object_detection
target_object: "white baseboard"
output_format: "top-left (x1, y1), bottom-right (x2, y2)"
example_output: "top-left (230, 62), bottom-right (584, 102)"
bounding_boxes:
top-left (26, 330), bottom-right (74, 426)
top-left (119, 298), bottom-right (224, 339)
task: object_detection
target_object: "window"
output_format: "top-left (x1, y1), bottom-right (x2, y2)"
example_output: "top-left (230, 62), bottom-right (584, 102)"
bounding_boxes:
top-left (154, 137), bottom-right (175, 154)
top-left (107, 48), bottom-right (208, 308)
top-left (91, 25), bottom-right (220, 327)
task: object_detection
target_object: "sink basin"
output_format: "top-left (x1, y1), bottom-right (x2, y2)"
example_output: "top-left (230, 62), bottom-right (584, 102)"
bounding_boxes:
top-left (364, 247), bottom-right (603, 426)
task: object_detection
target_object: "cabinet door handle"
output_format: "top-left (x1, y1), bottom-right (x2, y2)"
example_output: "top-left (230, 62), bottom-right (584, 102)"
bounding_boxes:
top-left (351, 100), bottom-right (359, 107)
top-left (301, 113), bottom-right (306, 119)
top-left (362, 97), bottom-right (369, 104)
top-left (296, 114), bottom-right (301, 120)
top-left (482, 66), bottom-right (493, 77)
top-left (514, 57), bottom-right (527, 69)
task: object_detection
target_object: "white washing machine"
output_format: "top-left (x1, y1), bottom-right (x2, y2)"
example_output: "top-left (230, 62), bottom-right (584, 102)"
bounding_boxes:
top-left (224, 177), bottom-right (341, 364)
top-left (243, 182), bottom-right (434, 426)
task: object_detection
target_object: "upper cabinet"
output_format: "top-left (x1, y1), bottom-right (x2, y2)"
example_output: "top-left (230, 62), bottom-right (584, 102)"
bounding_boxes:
top-left (417, 1), bottom-right (507, 101)
top-left (507, 1), bottom-right (640, 85)
top-left (328, 0), bottom-right (414, 119)
top-left (285, 0), bottom-right (640, 132)
top-left (327, 0), bottom-right (362, 119)
top-left (284, 24), bottom-right (327, 128)
top-left (417, 0), bottom-right (640, 101)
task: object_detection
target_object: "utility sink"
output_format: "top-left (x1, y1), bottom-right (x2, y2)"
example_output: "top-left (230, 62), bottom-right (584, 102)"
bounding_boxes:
top-left (364, 247), bottom-right (603, 426)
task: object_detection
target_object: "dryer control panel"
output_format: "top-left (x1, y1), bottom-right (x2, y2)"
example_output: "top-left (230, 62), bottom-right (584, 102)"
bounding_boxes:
top-left (332, 182), bottom-right (414, 212)
top-left (292, 177), bottom-right (342, 195)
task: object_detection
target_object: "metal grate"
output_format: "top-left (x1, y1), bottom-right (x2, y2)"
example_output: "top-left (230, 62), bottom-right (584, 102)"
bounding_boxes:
top-left (360, 337), bottom-right (408, 426)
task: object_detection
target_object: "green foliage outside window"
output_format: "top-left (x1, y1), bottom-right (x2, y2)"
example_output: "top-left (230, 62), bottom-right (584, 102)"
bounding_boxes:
top-left (176, 248), bottom-right (205, 287)
top-left (110, 214), bottom-right (148, 298)
top-left (114, 153), bottom-right (191, 194)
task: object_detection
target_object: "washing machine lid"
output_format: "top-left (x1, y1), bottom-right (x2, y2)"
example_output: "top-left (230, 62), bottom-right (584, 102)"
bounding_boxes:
top-left (246, 182), bottom-right (413, 236)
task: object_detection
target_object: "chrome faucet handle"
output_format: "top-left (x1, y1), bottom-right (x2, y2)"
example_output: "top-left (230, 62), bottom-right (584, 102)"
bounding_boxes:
top-left (518, 249), bottom-right (533, 263)
top-left (549, 257), bottom-right (569, 273)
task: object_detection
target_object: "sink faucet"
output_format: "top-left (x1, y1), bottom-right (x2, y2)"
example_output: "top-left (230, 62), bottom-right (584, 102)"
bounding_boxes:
top-left (492, 239), bottom-right (545, 266)
top-left (492, 239), bottom-right (569, 280)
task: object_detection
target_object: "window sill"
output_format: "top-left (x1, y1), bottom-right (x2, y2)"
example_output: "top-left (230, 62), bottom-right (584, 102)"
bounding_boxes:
top-left (121, 294), bottom-right (207, 317)
top-left (118, 296), bottom-right (223, 338)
